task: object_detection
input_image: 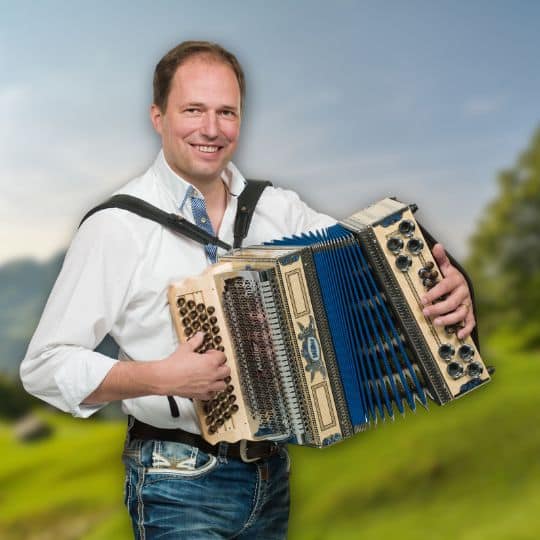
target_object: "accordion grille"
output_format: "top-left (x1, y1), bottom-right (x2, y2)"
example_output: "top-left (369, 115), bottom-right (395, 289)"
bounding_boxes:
top-left (222, 274), bottom-right (290, 439)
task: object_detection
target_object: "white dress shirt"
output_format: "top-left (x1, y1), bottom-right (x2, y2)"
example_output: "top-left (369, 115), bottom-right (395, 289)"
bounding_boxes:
top-left (20, 151), bottom-right (335, 432)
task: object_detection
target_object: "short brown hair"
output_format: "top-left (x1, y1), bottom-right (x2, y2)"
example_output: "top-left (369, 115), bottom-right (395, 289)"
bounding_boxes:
top-left (153, 40), bottom-right (245, 112)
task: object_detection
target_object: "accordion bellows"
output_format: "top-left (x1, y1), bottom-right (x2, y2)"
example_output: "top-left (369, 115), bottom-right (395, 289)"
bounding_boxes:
top-left (168, 198), bottom-right (490, 447)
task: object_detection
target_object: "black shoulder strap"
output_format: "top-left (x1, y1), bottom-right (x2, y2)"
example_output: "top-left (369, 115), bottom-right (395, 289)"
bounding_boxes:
top-left (79, 179), bottom-right (273, 252)
top-left (233, 179), bottom-right (273, 248)
top-left (79, 194), bottom-right (232, 250)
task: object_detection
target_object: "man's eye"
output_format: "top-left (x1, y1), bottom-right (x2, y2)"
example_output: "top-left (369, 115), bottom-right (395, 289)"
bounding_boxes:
top-left (184, 108), bottom-right (201, 114)
top-left (220, 110), bottom-right (236, 117)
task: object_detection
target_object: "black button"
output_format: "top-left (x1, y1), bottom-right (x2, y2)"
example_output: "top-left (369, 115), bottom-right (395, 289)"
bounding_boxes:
top-left (447, 361), bottom-right (464, 379)
top-left (438, 343), bottom-right (455, 361)
top-left (407, 238), bottom-right (424, 255)
top-left (398, 219), bottom-right (415, 236)
top-left (395, 255), bottom-right (412, 272)
top-left (387, 236), bottom-right (403, 254)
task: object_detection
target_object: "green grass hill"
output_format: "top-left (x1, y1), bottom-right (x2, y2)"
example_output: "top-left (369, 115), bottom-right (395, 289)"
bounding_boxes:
top-left (1, 345), bottom-right (538, 540)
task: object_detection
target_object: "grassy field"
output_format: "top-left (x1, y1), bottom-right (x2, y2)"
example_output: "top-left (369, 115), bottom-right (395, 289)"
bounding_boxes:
top-left (1, 345), bottom-right (539, 539)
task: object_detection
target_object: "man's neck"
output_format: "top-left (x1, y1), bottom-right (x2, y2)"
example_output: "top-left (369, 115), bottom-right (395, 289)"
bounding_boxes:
top-left (194, 177), bottom-right (228, 235)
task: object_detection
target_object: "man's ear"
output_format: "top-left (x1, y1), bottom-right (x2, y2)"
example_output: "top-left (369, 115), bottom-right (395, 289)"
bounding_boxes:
top-left (150, 104), bottom-right (163, 135)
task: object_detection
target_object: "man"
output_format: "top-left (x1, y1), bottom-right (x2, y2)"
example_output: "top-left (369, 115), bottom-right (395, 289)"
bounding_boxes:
top-left (20, 41), bottom-right (475, 539)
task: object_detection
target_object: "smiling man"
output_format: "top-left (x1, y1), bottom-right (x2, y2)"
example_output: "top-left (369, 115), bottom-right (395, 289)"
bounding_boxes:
top-left (20, 41), bottom-right (476, 539)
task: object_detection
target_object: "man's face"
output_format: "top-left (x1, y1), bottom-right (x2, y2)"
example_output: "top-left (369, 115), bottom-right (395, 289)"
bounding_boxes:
top-left (151, 56), bottom-right (241, 188)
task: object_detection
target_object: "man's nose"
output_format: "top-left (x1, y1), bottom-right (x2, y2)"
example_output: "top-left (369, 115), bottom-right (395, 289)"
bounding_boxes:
top-left (200, 111), bottom-right (219, 138)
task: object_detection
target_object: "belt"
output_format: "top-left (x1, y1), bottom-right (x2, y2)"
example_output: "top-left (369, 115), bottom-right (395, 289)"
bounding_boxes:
top-left (129, 419), bottom-right (281, 463)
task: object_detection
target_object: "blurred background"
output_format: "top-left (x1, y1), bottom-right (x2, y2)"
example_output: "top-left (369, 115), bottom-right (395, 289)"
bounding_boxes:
top-left (1, 1), bottom-right (539, 538)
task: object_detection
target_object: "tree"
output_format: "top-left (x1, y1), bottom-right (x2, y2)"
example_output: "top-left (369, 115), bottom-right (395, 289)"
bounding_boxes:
top-left (467, 127), bottom-right (540, 348)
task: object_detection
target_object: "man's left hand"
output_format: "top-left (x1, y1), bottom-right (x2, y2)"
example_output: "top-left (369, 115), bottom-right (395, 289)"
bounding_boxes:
top-left (421, 243), bottom-right (475, 340)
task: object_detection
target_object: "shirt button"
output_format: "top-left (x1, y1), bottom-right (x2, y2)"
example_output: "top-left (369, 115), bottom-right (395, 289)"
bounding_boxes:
top-left (200, 216), bottom-right (208, 224)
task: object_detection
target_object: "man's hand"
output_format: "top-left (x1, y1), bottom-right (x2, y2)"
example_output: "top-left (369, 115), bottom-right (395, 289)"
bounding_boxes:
top-left (82, 332), bottom-right (230, 405)
top-left (157, 332), bottom-right (231, 400)
top-left (421, 243), bottom-right (475, 340)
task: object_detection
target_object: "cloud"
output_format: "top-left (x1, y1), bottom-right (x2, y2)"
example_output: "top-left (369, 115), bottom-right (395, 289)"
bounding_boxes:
top-left (463, 95), bottom-right (505, 116)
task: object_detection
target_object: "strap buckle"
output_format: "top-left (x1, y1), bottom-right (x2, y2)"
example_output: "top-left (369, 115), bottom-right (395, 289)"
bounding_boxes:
top-left (239, 440), bottom-right (262, 463)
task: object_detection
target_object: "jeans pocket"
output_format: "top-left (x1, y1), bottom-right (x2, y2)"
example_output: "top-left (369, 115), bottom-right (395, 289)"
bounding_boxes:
top-left (144, 440), bottom-right (219, 482)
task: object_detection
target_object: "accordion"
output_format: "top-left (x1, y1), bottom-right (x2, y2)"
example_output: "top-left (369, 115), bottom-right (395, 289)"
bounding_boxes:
top-left (168, 198), bottom-right (491, 447)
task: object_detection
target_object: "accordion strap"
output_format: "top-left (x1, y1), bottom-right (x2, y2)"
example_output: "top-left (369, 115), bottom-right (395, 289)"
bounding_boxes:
top-left (79, 179), bottom-right (273, 252)
top-left (233, 179), bottom-right (273, 248)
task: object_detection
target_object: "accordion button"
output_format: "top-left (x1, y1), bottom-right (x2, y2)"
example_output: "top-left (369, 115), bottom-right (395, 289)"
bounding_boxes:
top-left (207, 306), bottom-right (216, 315)
top-left (189, 311), bottom-right (198, 320)
top-left (216, 418), bottom-right (225, 427)
top-left (224, 376), bottom-right (232, 384)
top-left (467, 361), bottom-right (483, 378)
top-left (223, 411), bottom-right (232, 419)
top-left (438, 343), bottom-right (455, 361)
top-left (423, 278), bottom-right (435, 289)
top-left (197, 303), bottom-right (205, 312)
top-left (418, 267), bottom-right (429, 279)
top-left (216, 345), bottom-right (225, 352)
top-left (208, 425), bottom-right (218, 434)
top-left (386, 236), bottom-right (403, 254)
top-left (200, 313), bottom-right (208, 322)
top-left (187, 300), bottom-right (196, 309)
top-left (447, 361), bottom-right (464, 379)
top-left (192, 321), bottom-right (201, 329)
top-left (228, 395), bottom-right (236, 404)
top-left (458, 344), bottom-right (475, 362)
top-left (407, 238), bottom-right (424, 255)
top-left (177, 297), bottom-right (186, 307)
top-left (398, 219), bottom-right (415, 237)
top-left (182, 317), bottom-right (190, 326)
top-left (212, 326), bottom-right (220, 334)
top-left (204, 333), bottom-right (212, 342)
top-left (425, 261), bottom-right (435, 270)
top-left (395, 254), bottom-right (412, 272)
top-left (179, 308), bottom-right (188, 316)
top-left (184, 327), bottom-right (193, 337)
top-left (230, 404), bottom-right (239, 414)
top-left (209, 316), bottom-right (218, 325)
top-left (202, 323), bottom-right (210, 331)
top-left (226, 385), bottom-right (234, 393)
top-left (214, 336), bottom-right (222, 344)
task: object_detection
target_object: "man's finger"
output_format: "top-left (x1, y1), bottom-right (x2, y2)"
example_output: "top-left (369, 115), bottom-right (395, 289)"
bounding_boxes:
top-left (431, 303), bottom-right (469, 327)
top-left (431, 243), bottom-right (451, 275)
top-left (457, 311), bottom-right (475, 340)
top-left (186, 332), bottom-right (205, 351)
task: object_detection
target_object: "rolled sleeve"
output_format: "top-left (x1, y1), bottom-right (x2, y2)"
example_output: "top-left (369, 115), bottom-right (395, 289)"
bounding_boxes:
top-left (20, 210), bottom-right (141, 417)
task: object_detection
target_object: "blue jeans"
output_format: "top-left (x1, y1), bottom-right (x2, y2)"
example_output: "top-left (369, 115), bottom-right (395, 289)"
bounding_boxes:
top-left (122, 429), bottom-right (290, 539)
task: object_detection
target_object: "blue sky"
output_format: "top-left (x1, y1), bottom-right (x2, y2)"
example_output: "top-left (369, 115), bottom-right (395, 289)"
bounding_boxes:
top-left (1, 0), bottom-right (539, 263)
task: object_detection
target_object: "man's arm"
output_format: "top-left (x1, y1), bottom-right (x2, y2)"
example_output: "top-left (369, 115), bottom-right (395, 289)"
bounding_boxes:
top-left (83, 332), bottom-right (230, 404)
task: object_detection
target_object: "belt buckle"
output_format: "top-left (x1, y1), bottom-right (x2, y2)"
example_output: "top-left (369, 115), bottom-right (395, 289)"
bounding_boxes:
top-left (239, 440), bottom-right (262, 463)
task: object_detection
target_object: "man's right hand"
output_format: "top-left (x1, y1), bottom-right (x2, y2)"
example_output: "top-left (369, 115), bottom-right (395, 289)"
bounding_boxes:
top-left (157, 332), bottom-right (230, 400)
top-left (82, 332), bottom-right (230, 406)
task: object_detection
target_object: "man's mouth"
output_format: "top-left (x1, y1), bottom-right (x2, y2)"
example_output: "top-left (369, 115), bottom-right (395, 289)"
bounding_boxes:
top-left (192, 144), bottom-right (221, 153)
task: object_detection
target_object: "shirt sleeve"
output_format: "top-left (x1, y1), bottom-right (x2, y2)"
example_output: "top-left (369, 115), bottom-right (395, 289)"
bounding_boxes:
top-left (263, 187), bottom-right (337, 235)
top-left (19, 210), bottom-right (142, 418)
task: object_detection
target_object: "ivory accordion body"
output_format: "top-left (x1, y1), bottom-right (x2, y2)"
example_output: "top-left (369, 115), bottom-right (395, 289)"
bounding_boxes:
top-left (168, 198), bottom-right (491, 447)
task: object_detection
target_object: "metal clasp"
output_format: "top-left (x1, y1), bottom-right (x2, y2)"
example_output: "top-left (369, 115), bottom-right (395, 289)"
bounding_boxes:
top-left (239, 440), bottom-right (261, 463)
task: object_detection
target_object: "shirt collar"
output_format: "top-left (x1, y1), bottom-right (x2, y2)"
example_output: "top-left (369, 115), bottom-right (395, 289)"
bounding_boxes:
top-left (152, 149), bottom-right (247, 212)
